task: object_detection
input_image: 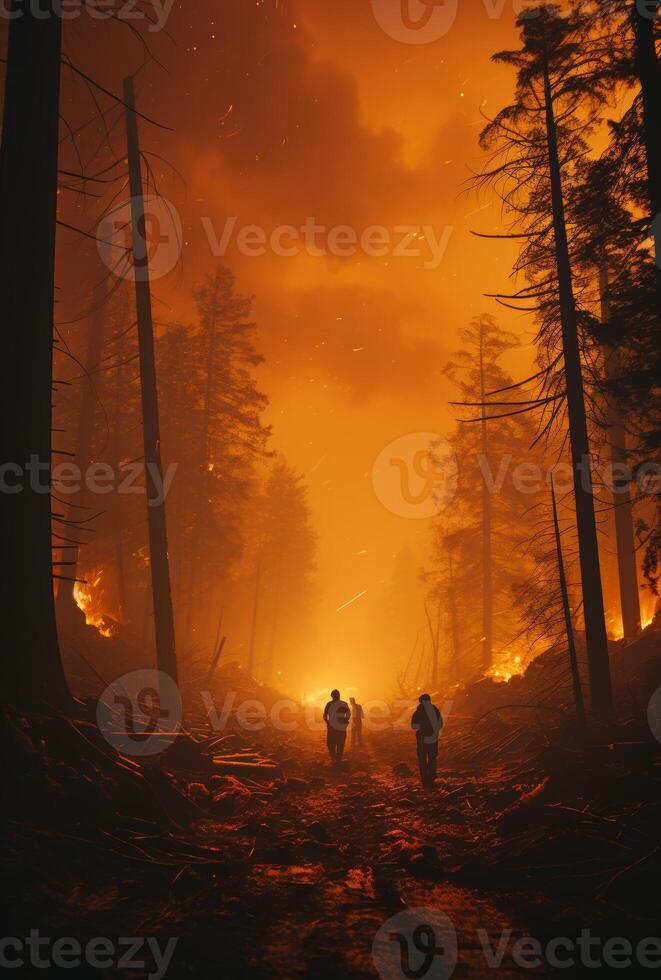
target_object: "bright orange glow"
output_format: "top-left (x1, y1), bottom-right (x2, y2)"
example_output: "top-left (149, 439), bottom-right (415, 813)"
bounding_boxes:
top-left (488, 654), bottom-right (524, 684)
top-left (74, 570), bottom-right (115, 639)
top-left (606, 608), bottom-right (625, 641)
top-left (641, 594), bottom-right (658, 630)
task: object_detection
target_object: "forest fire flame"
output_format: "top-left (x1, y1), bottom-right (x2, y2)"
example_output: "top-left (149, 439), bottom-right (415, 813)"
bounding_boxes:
top-left (641, 594), bottom-right (658, 630)
top-left (74, 570), bottom-right (115, 638)
top-left (487, 654), bottom-right (524, 684)
top-left (607, 595), bottom-right (658, 640)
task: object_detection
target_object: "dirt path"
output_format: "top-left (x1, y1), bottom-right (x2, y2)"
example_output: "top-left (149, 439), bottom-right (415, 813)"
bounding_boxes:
top-left (15, 720), bottom-right (555, 979)
top-left (135, 727), bottom-right (550, 978)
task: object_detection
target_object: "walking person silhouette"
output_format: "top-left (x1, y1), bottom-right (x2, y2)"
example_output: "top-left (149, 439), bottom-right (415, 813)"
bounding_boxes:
top-left (349, 696), bottom-right (364, 747)
top-left (411, 693), bottom-right (443, 788)
top-left (323, 689), bottom-right (351, 766)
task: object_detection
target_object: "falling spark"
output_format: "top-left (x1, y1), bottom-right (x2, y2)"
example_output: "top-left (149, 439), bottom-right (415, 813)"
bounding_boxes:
top-left (306, 453), bottom-right (327, 477)
top-left (464, 201), bottom-right (493, 220)
top-left (336, 590), bottom-right (367, 612)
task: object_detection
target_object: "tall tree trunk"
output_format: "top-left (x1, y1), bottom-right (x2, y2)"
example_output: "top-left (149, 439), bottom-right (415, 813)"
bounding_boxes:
top-left (264, 563), bottom-right (282, 685)
top-left (479, 323), bottom-right (494, 670)
top-left (0, 3), bottom-right (70, 708)
top-left (600, 265), bottom-right (641, 641)
top-left (631, 0), bottom-right (661, 266)
top-left (551, 478), bottom-right (586, 727)
top-left (246, 559), bottom-right (261, 677)
top-left (184, 310), bottom-right (218, 647)
top-left (447, 548), bottom-right (461, 682)
top-left (110, 359), bottom-right (127, 619)
top-left (424, 594), bottom-right (441, 688)
top-left (542, 54), bottom-right (613, 720)
top-left (55, 281), bottom-right (106, 628)
top-left (124, 76), bottom-right (178, 684)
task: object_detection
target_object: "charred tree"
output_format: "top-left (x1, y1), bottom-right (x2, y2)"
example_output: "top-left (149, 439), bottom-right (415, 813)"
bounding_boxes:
top-left (424, 594), bottom-right (442, 689)
top-left (55, 281), bottom-right (106, 629)
top-left (600, 266), bottom-right (641, 640)
top-left (0, 2), bottom-right (70, 708)
top-left (631, 0), bottom-right (661, 266)
top-left (541, 44), bottom-right (613, 719)
top-left (124, 76), bottom-right (178, 684)
top-left (246, 559), bottom-right (262, 678)
top-left (551, 478), bottom-right (586, 727)
top-left (264, 558), bottom-right (283, 685)
top-left (479, 321), bottom-right (494, 670)
top-left (110, 358), bottom-right (128, 620)
top-left (184, 299), bottom-right (218, 647)
top-left (447, 547), bottom-right (461, 682)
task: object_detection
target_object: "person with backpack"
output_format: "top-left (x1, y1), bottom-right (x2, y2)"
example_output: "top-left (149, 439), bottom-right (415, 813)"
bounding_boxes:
top-left (411, 693), bottom-right (443, 788)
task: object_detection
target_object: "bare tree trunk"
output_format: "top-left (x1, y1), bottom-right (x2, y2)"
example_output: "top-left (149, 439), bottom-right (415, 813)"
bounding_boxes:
top-left (124, 76), bottom-right (177, 684)
top-left (433, 595), bottom-right (441, 688)
top-left (246, 559), bottom-right (261, 677)
top-left (543, 54), bottom-right (613, 721)
top-left (479, 323), bottom-right (494, 670)
top-left (631, 0), bottom-right (661, 267)
top-left (448, 549), bottom-right (461, 682)
top-left (110, 359), bottom-right (127, 619)
top-left (551, 479), bottom-right (586, 727)
top-left (140, 581), bottom-right (152, 651)
top-left (264, 563), bottom-right (282, 685)
top-left (600, 265), bottom-right (641, 641)
top-left (424, 594), bottom-right (441, 689)
top-left (55, 281), bottom-right (106, 628)
top-left (0, 2), bottom-right (70, 708)
top-left (184, 311), bottom-right (218, 646)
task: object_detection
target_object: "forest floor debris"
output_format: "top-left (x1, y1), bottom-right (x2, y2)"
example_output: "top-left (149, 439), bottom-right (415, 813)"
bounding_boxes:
top-left (5, 626), bottom-right (661, 976)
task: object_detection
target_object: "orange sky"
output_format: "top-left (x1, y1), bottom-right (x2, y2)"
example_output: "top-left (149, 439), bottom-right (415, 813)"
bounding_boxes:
top-left (53, 0), bottom-right (554, 695)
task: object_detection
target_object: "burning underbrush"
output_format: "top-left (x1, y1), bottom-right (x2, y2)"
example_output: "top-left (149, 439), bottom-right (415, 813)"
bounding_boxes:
top-left (455, 618), bottom-right (661, 727)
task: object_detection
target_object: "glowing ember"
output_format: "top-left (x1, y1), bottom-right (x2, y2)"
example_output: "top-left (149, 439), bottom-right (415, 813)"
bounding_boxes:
top-left (641, 593), bottom-right (658, 630)
top-left (488, 654), bottom-right (524, 684)
top-left (607, 595), bottom-right (658, 639)
top-left (606, 609), bottom-right (625, 641)
top-left (74, 570), bottom-right (115, 638)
